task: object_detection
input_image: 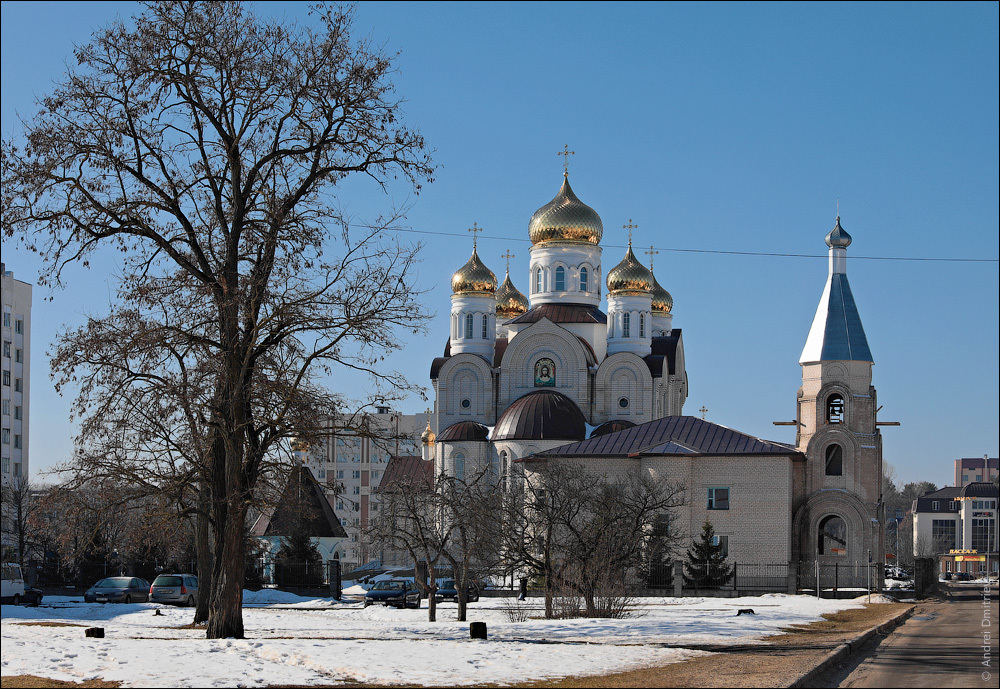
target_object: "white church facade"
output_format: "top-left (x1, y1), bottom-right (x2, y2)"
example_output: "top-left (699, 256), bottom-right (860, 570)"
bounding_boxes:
top-left (421, 167), bottom-right (885, 573)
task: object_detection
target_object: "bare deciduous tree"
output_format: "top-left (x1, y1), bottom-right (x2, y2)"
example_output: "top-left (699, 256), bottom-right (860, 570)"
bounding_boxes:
top-left (2, 1), bottom-right (432, 638)
top-left (504, 461), bottom-right (685, 619)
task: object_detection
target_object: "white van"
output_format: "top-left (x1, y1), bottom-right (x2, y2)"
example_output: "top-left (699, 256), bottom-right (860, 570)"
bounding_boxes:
top-left (1, 562), bottom-right (26, 604)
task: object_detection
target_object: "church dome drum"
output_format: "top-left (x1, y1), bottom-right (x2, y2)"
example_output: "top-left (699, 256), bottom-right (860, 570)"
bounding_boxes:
top-left (528, 177), bottom-right (604, 245)
top-left (451, 248), bottom-right (498, 296)
top-left (650, 275), bottom-right (673, 314)
top-left (493, 390), bottom-right (587, 441)
top-left (606, 245), bottom-right (654, 295)
top-left (496, 272), bottom-right (530, 319)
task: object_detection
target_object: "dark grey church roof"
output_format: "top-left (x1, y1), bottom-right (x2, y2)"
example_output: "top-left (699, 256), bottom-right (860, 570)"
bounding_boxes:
top-left (250, 466), bottom-right (347, 539)
top-left (532, 416), bottom-right (802, 459)
top-left (800, 273), bottom-right (873, 364)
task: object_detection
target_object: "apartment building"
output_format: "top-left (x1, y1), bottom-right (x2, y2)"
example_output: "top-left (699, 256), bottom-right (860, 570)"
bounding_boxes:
top-left (1, 262), bottom-right (32, 558)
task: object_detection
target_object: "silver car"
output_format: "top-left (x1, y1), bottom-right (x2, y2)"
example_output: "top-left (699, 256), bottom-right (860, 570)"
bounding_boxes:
top-left (149, 573), bottom-right (198, 606)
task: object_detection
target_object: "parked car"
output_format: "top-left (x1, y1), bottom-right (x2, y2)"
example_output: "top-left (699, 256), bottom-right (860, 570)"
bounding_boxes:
top-left (21, 587), bottom-right (44, 606)
top-left (434, 579), bottom-right (480, 603)
top-left (952, 571), bottom-right (973, 581)
top-left (149, 574), bottom-right (198, 606)
top-left (363, 579), bottom-right (421, 609)
top-left (941, 572), bottom-right (953, 580)
top-left (1, 562), bottom-right (26, 605)
top-left (85, 577), bottom-right (151, 603)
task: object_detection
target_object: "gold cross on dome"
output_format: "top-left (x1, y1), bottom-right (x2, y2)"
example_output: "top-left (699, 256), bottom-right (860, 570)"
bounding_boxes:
top-left (468, 222), bottom-right (484, 249)
top-left (623, 219), bottom-right (638, 246)
top-left (557, 144), bottom-right (575, 177)
top-left (699, 405), bottom-right (708, 420)
top-left (644, 245), bottom-right (659, 271)
top-left (501, 249), bottom-right (515, 272)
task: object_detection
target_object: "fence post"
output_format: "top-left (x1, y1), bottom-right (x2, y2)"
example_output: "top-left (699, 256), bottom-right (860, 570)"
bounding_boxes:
top-left (834, 561), bottom-right (838, 594)
top-left (733, 562), bottom-right (737, 592)
top-left (787, 561), bottom-right (797, 595)
top-left (673, 559), bottom-right (683, 597)
top-left (815, 560), bottom-right (820, 598)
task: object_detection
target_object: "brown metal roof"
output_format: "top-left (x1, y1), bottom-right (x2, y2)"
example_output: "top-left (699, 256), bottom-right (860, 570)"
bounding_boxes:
top-left (438, 421), bottom-right (490, 442)
top-left (378, 455), bottom-right (434, 492)
top-left (493, 390), bottom-right (587, 441)
top-left (506, 303), bottom-right (607, 325)
top-left (533, 416), bottom-right (803, 459)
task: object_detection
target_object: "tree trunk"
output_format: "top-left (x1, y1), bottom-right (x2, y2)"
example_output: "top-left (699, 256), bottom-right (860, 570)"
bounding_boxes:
top-left (193, 486), bottom-right (214, 624)
top-left (206, 497), bottom-right (247, 638)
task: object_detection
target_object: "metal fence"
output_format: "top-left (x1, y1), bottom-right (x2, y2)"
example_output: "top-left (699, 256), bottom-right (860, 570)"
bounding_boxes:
top-left (646, 560), bottom-right (884, 596)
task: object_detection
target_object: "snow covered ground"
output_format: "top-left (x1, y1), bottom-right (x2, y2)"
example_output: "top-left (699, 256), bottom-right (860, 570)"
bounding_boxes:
top-left (2, 591), bottom-right (888, 688)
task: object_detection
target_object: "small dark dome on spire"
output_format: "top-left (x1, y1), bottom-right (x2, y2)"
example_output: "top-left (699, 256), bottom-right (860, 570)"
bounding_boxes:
top-left (825, 216), bottom-right (852, 248)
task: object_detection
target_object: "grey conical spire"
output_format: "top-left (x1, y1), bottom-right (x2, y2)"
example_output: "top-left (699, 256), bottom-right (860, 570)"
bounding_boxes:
top-left (800, 217), bottom-right (873, 364)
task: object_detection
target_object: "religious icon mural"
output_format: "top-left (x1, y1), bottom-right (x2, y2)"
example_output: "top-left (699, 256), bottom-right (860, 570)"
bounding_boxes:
top-left (534, 358), bottom-right (556, 387)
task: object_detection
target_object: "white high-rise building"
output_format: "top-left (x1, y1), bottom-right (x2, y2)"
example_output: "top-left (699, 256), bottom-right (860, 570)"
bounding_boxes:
top-left (1, 262), bottom-right (32, 557)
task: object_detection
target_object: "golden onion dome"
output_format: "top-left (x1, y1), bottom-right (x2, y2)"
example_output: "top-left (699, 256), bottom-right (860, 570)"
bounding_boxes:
top-left (606, 244), bottom-right (654, 295)
top-left (650, 274), bottom-right (673, 314)
top-left (421, 421), bottom-right (436, 446)
top-left (495, 271), bottom-right (529, 319)
top-left (451, 247), bottom-right (497, 296)
top-left (528, 176), bottom-right (603, 245)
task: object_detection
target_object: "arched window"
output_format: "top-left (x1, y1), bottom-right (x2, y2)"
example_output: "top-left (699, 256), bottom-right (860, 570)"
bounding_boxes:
top-left (579, 267), bottom-right (588, 292)
top-left (622, 312), bottom-right (631, 337)
top-left (535, 268), bottom-right (543, 293)
top-left (826, 394), bottom-right (845, 424)
top-left (454, 453), bottom-right (465, 481)
top-left (464, 313), bottom-right (474, 339)
top-left (818, 515), bottom-right (847, 555)
top-left (555, 266), bottom-right (565, 291)
top-left (482, 314), bottom-right (488, 339)
top-left (639, 313), bottom-right (645, 337)
top-left (825, 444), bottom-right (843, 476)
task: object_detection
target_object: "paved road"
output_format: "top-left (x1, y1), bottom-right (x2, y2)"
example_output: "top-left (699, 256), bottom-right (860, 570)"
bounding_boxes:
top-left (818, 581), bottom-right (998, 688)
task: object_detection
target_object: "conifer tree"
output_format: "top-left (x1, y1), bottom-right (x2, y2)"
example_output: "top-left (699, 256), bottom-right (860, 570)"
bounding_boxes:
top-left (683, 521), bottom-right (733, 587)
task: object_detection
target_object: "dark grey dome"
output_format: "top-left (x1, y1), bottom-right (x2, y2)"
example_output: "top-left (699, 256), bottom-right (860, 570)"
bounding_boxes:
top-left (437, 421), bottom-right (490, 442)
top-left (589, 419), bottom-right (637, 438)
top-left (493, 390), bottom-right (586, 441)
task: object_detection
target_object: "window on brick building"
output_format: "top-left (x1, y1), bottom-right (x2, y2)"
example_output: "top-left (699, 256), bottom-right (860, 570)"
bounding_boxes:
top-left (825, 444), bottom-right (843, 476)
top-left (707, 487), bottom-right (729, 510)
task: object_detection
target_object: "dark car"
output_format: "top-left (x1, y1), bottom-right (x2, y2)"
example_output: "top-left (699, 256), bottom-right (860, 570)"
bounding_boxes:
top-left (21, 587), bottom-right (44, 606)
top-left (434, 579), bottom-right (479, 603)
top-left (364, 579), bottom-right (421, 609)
top-left (942, 572), bottom-right (953, 580)
top-left (84, 577), bottom-right (151, 603)
top-left (952, 572), bottom-right (973, 581)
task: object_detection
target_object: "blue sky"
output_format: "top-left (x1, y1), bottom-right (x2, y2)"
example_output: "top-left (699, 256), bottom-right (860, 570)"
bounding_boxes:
top-left (2, 1), bottom-right (997, 488)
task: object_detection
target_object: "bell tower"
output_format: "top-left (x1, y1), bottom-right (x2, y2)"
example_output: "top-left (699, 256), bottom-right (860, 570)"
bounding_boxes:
top-left (792, 217), bottom-right (883, 573)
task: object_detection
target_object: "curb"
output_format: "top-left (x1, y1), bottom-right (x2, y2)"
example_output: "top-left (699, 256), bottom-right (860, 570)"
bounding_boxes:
top-left (786, 605), bottom-right (916, 688)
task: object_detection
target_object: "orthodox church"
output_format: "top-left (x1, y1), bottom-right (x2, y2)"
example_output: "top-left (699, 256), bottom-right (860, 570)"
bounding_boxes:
top-left (421, 165), bottom-right (884, 572)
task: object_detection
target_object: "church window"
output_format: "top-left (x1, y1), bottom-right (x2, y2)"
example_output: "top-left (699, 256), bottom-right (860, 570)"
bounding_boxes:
top-left (618, 397), bottom-right (629, 409)
top-left (707, 487), bottom-right (729, 510)
top-left (825, 444), bottom-right (843, 476)
top-left (461, 398), bottom-right (471, 409)
top-left (639, 313), bottom-right (645, 337)
top-left (826, 394), bottom-right (845, 424)
top-left (454, 453), bottom-right (465, 480)
top-left (465, 313), bottom-right (474, 339)
top-left (555, 266), bottom-right (565, 291)
top-left (622, 312), bottom-right (631, 337)
top-left (818, 515), bottom-right (847, 555)
top-left (580, 267), bottom-right (588, 291)
top-left (482, 314), bottom-right (488, 339)
top-left (535, 268), bottom-right (542, 293)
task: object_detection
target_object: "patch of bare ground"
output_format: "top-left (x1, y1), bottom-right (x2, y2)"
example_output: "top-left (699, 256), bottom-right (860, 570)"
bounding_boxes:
top-left (0, 677), bottom-right (120, 689)
top-left (11, 622), bottom-right (88, 628)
